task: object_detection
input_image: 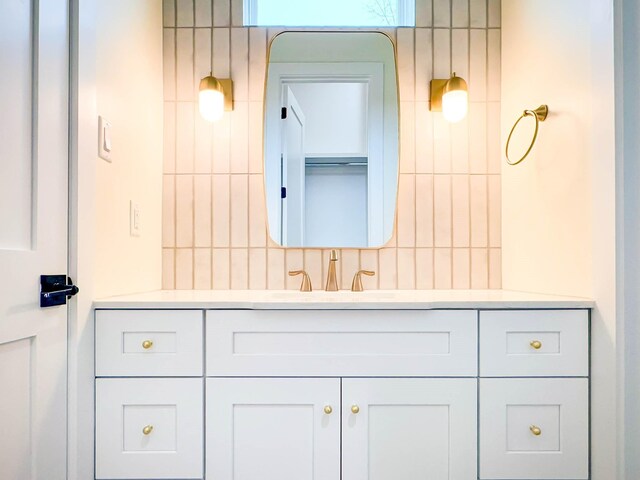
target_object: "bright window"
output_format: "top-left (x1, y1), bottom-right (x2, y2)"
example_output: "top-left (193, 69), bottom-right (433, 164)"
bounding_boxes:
top-left (244, 0), bottom-right (415, 27)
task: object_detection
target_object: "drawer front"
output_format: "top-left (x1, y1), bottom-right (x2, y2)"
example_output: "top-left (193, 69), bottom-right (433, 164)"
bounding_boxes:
top-left (95, 378), bottom-right (203, 479)
top-left (96, 310), bottom-right (203, 376)
top-left (480, 310), bottom-right (588, 376)
top-left (480, 378), bottom-right (589, 480)
top-left (206, 310), bottom-right (478, 376)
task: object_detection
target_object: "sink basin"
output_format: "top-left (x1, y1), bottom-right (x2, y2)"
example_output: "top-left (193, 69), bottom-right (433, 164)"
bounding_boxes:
top-left (269, 290), bottom-right (400, 302)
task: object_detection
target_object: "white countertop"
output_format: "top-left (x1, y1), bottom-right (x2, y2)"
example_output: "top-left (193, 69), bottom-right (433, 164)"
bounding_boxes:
top-left (93, 289), bottom-right (594, 310)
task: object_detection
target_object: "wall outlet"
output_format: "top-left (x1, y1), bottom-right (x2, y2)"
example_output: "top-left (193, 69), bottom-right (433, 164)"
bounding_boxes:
top-left (130, 201), bottom-right (141, 237)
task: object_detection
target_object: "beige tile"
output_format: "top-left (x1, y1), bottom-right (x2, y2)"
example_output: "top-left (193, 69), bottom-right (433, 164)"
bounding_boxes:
top-left (285, 249), bottom-right (304, 289)
top-left (164, 102), bottom-right (176, 173)
top-left (397, 174), bottom-right (416, 247)
top-left (304, 249), bottom-right (323, 290)
top-left (162, 175), bottom-right (176, 248)
top-left (230, 102), bottom-right (249, 173)
top-left (212, 175), bottom-right (230, 246)
top-left (488, 0), bottom-right (501, 28)
top-left (231, 0), bottom-right (243, 26)
top-left (176, 102), bottom-right (194, 173)
top-left (451, 115), bottom-right (469, 174)
top-left (176, 0), bottom-right (194, 27)
top-left (230, 249), bottom-right (249, 289)
top-left (433, 29), bottom-right (451, 79)
top-left (175, 249), bottom-right (194, 289)
top-left (415, 28), bottom-right (433, 103)
top-left (212, 248), bottom-right (230, 289)
top-left (434, 247), bottom-right (452, 288)
top-left (470, 0), bottom-right (487, 28)
top-left (489, 248), bottom-right (502, 288)
top-left (488, 29), bottom-right (501, 102)
top-left (162, 248), bottom-right (175, 289)
top-left (340, 249), bottom-right (360, 290)
top-left (195, 0), bottom-right (212, 26)
top-left (452, 0), bottom-right (469, 28)
top-left (213, 28), bottom-right (230, 77)
top-left (452, 248), bottom-right (470, 289)
top-left (415, 102), bottom-right (434, 173)
top-left (249, 28), bottom-right (267, 102)
top-left (434, 0), bottom-right (451, 27)
top-left (470, 175), bottom-right (488, 247)
top-left (248, 174), bottom-right (266, 247)
top-left (452, 29), bottom-right (469, 85)
top-left (416, 248), bottom-right (434, 289)
top-left (194, 248), bottom-right (212, 288)
top-left (434, 175), bottom-right (452, 247)
top-left (230, 175), bottom-right (248, 247)
top-left (194, 28), bottom-right (213, 98)
top-left (176, 29), bottom-right (194, 101)
top-left (488, 174), bottom-right (501, 247)
top-left (248, 102), bottom-right (264, 173)
top-left (469, 102), bottom-right (488, 173)
top-left (397, 28), bottom-right (414, 102)
top-left (471, 248), bottom-right (489, 288)
top-left (213, 0), bottom-right (230, 26)
top-left (487, 102), bottom-right (501, 174)
top-left (194, 175), bottom-right (212, 247)
top-left (231, 28), bottom-right (249, 102)
top-left (400, 102), bottom-right (416, 173)
top-left (212, 113), bottom-right (230, 173)
top-left (267, 248), bottom-right (285, 289)
top-left (163, 0), bottom-right (175, 27)
top-left (415, 0), bottom-right (433, 27)
top-left (163, 29), bottom-right (176, 101)
top-left (469, 29), bottom-right (487, 102)
top-left (249, 248), bottom-right (267, 289)
top-left (416, 174), bottom-right (434, 247)
top-left (452, 175), bottom-right (470, 247)
top-left (175, 175), bottom-right (193, 247)
top-left (398, 248), bottom-right (416, 289)
top-left (360, 250), bottom-right (379, 290)
top-left (379, 248), bottom-right (397, 289)
top-left (194, 108), bottom-right (213, 174)
top-left (433, 114), bottom-right (451, 173)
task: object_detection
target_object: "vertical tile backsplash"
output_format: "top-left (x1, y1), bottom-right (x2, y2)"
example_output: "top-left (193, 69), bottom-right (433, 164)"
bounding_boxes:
top-left (162, 0), bottom-right (502, 290)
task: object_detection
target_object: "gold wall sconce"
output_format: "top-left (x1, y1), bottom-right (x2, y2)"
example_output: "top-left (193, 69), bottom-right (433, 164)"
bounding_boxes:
top-left (199, 74), bottom-right (234, 122)
top-left (429, 73), bottom-right (468, 123)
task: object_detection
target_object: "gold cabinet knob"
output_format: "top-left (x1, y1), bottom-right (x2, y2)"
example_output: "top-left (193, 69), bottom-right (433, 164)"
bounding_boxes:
top-left (530, 425), bottom-right (542, 436)
top-left (323, 405), bottom-right (333, 415)
top-left (142, 425), bottom-right (154, 435)
top-left (530, 340), bottom-right (542, 350)
top-left (351, 405), bottom-right (360, 414)
top-left (142, 340), bottom-right (153, 350)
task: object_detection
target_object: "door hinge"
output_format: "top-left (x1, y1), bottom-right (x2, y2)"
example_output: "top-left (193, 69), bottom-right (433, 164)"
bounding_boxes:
top-left (281, 187), bottom-right (287, 199)
top-left (281, 107), bottom-right (287, 119)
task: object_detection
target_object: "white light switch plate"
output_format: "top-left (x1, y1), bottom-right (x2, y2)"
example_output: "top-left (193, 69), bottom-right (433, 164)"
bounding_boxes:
top-left (130, 201), bottom-right (141, 237)
top-left (98, 115), bottom-right (112, 162)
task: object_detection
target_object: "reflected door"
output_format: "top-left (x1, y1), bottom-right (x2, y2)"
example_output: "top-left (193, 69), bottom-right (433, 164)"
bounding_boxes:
top-left (0, 0), bottom-right (69, 478)
top-left (280, 86), bottom-right (306, 246)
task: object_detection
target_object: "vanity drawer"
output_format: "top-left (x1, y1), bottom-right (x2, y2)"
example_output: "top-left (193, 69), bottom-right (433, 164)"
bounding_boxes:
top-left (479, 378), bottom-right (588, 479)
top-left (95, 310), bottom-right (203, 377)
top-left (206, 309), bottom-right (478, 376)
top-left (479, 310), bottom-right (588, 377)
top-left (95, 378), bottom-right (203, 480)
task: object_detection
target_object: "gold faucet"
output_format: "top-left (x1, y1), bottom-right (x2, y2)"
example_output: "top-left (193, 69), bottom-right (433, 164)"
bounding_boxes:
top-left (325, 250), bottom-right (339, 291)
top-left (351, 270), bottom-right (376, 292)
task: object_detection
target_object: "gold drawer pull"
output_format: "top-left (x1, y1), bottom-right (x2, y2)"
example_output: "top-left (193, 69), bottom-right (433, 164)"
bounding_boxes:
top-left (351, 405), bottom-right (360, 414)
top-left (142, 425), bottom-right (154, 435)
top-left (530, 425), bottom-right (542, 436)
top-left (530, 340), bottom-right (542, 350)
top-left (142, 340), bottom-right (153, 350)
top-left (323, 405), bottom-right (333, 415)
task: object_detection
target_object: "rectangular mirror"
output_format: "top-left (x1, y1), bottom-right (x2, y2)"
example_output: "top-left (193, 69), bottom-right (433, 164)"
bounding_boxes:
top-left (264, 32), bottom-right (399, 248)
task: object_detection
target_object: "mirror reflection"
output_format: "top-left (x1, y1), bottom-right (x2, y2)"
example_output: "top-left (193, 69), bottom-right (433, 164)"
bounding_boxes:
top-left (264, 32), bottom-right (399, 248)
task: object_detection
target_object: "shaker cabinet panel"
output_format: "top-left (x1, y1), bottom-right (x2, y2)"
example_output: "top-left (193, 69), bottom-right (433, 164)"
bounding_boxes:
top-left (206, 377), bottom-right (341, 480)
top-left (342, 378), bottom-right (478, 480)
top-left (480, 378), bottom-right (589, 479)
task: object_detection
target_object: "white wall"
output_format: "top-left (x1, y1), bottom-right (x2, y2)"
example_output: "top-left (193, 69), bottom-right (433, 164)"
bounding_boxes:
top-left (501, 1), bottom-right (618, 479)
top-left (95, 0), bottom-right (163, 297)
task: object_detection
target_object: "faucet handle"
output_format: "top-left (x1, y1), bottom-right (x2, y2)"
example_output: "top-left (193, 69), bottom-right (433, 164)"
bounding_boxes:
top-left (288, 270), bottom-right (313, 292)
top-left (351, 270), bottom-right (376, 292)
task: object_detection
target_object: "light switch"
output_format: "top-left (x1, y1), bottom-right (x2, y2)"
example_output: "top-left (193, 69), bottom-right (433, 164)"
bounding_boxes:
top-left (98, 115), bottom-right (112, 162)
top-left (130, 201), bottom-right (141, 237)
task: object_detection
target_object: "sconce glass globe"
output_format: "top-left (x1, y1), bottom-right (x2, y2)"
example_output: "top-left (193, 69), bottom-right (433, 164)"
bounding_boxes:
top-left (199, 75), bottom-right (225, 122)
top-left (441, 74), bottom-right (468, 123)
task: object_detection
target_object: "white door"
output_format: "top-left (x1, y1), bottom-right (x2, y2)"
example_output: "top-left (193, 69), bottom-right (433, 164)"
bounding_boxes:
top-left (280, 86), bottom-right (306, 246)
top-left (0, 1), bottom-right (70, 479)
top-left (207, 377), bottom-right (340, 480)
top-left (342, 378), bottom-right (478, 480)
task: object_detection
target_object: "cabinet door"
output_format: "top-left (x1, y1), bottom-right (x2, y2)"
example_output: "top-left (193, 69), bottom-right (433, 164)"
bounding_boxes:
top-left (207, 378), bottom-right (340, 480)
top-left (342, 378), bottom-right (477, 480)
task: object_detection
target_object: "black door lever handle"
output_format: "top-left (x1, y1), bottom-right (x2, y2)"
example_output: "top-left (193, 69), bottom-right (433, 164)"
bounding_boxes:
top-left (40, 275), bottom-right (80, 308)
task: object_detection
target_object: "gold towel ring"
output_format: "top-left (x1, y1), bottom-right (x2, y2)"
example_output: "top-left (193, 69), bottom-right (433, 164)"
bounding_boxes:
top-left (505, 105), bottom-right (549, 166)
